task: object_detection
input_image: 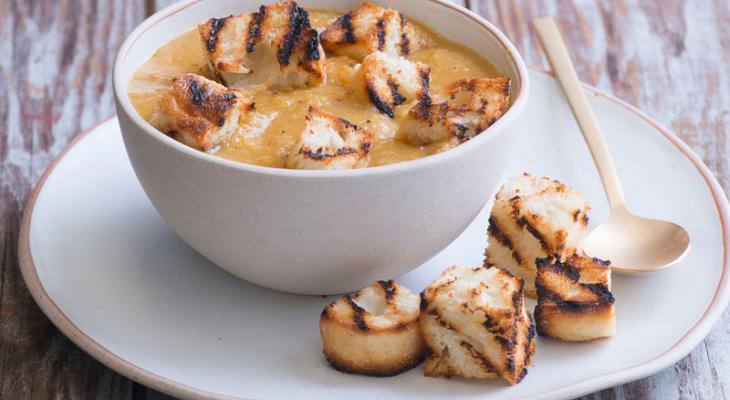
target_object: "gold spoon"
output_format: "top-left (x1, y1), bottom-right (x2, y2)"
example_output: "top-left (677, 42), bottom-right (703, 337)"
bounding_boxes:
top-left (533, 17), bottom-right (691, 274)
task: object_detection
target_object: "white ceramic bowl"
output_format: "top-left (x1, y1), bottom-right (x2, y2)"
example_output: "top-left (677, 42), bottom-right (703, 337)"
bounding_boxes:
top-left (112, 0), bottom-right (529, 295)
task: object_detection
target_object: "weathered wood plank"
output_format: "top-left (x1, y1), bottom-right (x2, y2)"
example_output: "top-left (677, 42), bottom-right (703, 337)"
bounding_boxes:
top-left (469, 1), bottom-right (730, 399)
top-left (0, 0), bottom-right (145, 399)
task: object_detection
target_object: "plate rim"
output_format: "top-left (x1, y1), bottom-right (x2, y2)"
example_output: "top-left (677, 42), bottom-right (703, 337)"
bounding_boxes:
top-left (18, 70), bottom-right (730, 400)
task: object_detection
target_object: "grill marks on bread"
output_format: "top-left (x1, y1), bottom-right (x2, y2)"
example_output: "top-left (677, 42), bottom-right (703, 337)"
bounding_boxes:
top-left (354, 51), bottom-right (431, 118)
top-left (160, 73), bottom-right (254, 152)
top-left (246, 6), bottom-right (267, 53)
top-left (204, 17), bottom-right (230, 53)
top-left (377, 279), bottom-right (397, 301)
top-left (276, 4), bottom-right (311, 65)
top-left (488, 216), bottom-right (523, 265)
top-left (198, 14), bottom-right (253, 74)
top-left (198, 0), bottom-right (325, 90)
top-left (320, 280), bottom-right (424, 376)
top-left (485, 173), bottom-right (590, 297)
top-left (419, 265), bottom-right (535, 385)
top-left (344, 295), bottom-right (370, 331)
top-left (181, 3), bottom-right (514, 166)
top-left (400, 77), bottom-right (510, 144)
top-left (287, 106), bottom-right (372, 170)
top-left (534, 255), bottom-right (616, 341)
top-left (320, 1), bottom-right (426, 61)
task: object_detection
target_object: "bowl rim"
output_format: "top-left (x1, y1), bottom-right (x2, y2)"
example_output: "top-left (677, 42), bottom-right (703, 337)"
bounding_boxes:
top-left (112, 0), bottom-right (530, 178)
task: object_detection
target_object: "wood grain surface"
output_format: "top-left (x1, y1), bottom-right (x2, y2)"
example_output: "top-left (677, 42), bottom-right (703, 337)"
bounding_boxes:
top-left (1, 0), bottom-right (727, 399)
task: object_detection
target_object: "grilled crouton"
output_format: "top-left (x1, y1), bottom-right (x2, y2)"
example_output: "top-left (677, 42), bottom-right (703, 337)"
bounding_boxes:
top-left (535, 255), bottom-right (615, 341)
top-left (160, 73), bottom-right (255, 152)
top-left (320, 1), bottom-right (427, 61)
top-left (419, 265), bottom-right (535, 385)
top-left (198, 1), bottom-right (325, 90)
top-left (485, 173), bottom-right (590, 297)
top-left (400, 77), bottom-right (511, 144)
top-left (198, 14), bottom-right (254, 75)
top-left (320, 280), bottom-right (425, 376)
top-left (287, 106), bottom-right (372, 170)
top-left (352, 51), bottom-right (430, 118)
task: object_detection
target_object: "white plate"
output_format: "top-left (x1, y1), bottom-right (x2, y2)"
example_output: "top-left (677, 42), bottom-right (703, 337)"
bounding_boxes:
top-left (20, 70), bottom-right (730, 400)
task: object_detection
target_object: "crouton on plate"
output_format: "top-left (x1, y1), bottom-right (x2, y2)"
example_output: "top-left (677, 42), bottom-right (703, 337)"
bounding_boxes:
top-left (399, 77), bottom-right (511, 144)
top-left (485, 173), bottom-right (590, 297)
top-left (159, 73), bottom-right (255, 152)
top-left (287, 106), bottom-right (372, 170)
top-left (320, 280), bottom-right (425, 376)
top-left (198, 0), bottom-right (326, 90)
top-left (535, 254), bottom-right (616, 341)
top-left (419, 264), bottom-right (536, 385)
top-left (320, 1), bottom-right (428, 61)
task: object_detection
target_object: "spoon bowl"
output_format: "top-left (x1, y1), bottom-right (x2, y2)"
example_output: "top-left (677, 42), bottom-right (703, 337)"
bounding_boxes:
top-left (582, 207), bottom-right (691, 274)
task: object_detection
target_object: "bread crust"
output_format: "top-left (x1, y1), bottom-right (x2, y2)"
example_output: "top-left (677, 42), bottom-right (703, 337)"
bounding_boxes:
top-left (535, 255), bottom-right (616, 341)
top-left (320, 280), bottom-right (424, 376)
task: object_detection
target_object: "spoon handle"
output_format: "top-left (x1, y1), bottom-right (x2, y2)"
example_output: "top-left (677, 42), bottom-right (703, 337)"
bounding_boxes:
top-left (533, 17), bottom-right (626, 211)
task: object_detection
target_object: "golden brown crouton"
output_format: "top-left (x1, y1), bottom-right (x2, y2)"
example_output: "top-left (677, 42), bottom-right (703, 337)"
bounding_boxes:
top-left (198, 1), bottom-right (325, 90)
top-left (198, 13), bottom-right (254, 75)
top-left (535, 255), bottom-right (616, 341)
top-left (159, 73), bottom-right (254, 152)
top-left (485, 173), bottom-right (590, 297)
top-left (320, 1), bottom-right (427, 61)
top-left (400, 77), bottom-right (511, 144)
top-left (352, 51), bottom-right (430, 118)
top-left (287, 106), bottom-right (372, 170)
top-left (419, 265), bottom-right (536, 385)
top-left (320, 280), bottom-right (425, 376)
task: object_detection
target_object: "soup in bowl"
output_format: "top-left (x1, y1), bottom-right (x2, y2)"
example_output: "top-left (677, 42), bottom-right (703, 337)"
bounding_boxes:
top-left (113, 0), bottom-right (528, 294)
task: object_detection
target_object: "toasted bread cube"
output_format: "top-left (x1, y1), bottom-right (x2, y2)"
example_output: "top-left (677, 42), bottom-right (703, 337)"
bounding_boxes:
top-left (352, 51), bottom-right (430, 118)
top-left (320, 1), bottom-right (427, 61)
top-left (198, 1), bottom-right (325, 90)
top-left (485, 173), bottom-right (590, 297)
top-left (287, 107), bottom-right (372, 170)
top-left (198, 13), bottom-right (254, 75)
top-left (159, 73), bottom-right (254, 152)
top-left (419, 265), bottom-right (536, 385)
top-left (320, 280), bottom-right (424, 376)
top-left (535, 255), bottom-right (615, 341)
top-left (400, 77), bottom-right (511, 144)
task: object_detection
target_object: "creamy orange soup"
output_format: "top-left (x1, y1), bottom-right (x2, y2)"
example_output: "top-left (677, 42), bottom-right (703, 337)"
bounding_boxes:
top-left (128, 9), bottom-right (502, 168)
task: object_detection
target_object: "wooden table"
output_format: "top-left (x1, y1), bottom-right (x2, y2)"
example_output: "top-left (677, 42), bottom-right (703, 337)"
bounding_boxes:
top-left (1, 0), bottom-right (728, 398)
